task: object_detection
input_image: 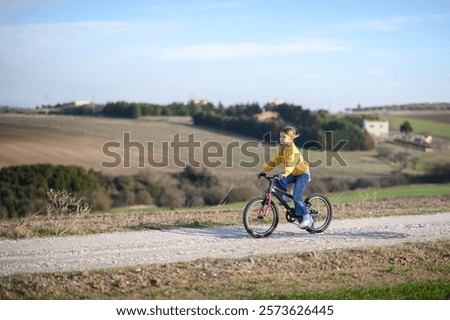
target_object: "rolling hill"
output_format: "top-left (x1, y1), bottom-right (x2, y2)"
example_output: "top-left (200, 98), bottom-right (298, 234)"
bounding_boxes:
top-left (0, 113), bottom-right (448, 182)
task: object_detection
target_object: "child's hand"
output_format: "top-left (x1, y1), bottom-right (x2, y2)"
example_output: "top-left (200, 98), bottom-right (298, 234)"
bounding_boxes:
top-left (258, 171), bottom-right (267, 178)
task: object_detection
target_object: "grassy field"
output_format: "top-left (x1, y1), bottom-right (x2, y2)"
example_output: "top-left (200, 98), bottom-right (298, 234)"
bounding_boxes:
top-left (382, 115), bottom-right (450, 138)
top-left (328, 184), bottom-right (450, 203)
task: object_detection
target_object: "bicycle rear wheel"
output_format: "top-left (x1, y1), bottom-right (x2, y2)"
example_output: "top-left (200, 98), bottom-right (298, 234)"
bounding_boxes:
top-left (243, 196), bottom-right (278, 238)
top-left (304, 193), bottom-right (332, 234)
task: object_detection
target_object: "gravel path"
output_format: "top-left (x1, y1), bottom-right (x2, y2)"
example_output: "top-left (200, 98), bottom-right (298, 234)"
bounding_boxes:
top-left (1, 212), bottom-right (449, 276)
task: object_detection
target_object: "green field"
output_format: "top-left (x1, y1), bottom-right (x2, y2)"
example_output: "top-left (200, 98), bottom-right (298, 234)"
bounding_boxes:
top-left (222, 183), bottom-right (450, 208)
top-left (384, 115), bottom-right (450, 138)
top-left (329, 184), bottom-right (450, 203)
top-left (255, 279), bottom-right (450, 300)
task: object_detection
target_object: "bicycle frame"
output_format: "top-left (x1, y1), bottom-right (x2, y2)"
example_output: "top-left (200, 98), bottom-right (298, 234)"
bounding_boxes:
top-left (261, 175), bottom-right (295, 214)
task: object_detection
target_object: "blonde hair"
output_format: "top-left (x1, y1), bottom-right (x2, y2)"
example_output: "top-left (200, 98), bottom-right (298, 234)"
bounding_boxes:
top-left (280, 126), bottom-right (299, 140)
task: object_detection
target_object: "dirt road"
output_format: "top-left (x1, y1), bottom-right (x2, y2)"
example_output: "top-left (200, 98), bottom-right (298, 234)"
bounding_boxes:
top-left (1, 212), bottom-right (449, 276)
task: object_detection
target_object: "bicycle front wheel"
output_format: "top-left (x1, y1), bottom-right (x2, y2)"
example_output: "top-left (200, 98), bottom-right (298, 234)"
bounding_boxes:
top-left (243, 196), bottom-right (278, 238)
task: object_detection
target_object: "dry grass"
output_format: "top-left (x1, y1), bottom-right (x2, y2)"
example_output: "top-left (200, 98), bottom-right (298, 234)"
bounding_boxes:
top-left (1, 195), bottom-right (448, 239)
top-left (0, 114), bottom-right (256, 176)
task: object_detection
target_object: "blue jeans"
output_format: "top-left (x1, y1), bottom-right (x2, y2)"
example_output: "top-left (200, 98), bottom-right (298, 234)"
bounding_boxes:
top-left (275, 172), bottom-right (310, 217)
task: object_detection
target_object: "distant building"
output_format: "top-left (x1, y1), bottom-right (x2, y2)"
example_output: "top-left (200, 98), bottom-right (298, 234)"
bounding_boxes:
top-left (362, 119), bottom-right (389, 138)
top-left (74, 100), bottom-right (91, 106)
top-left (269, 98), bottom-right (285, 106)
top-left (255, 111), bottom-right (279, 121)
top-left (393, 134), bottom-right (434, 152)
top-left (190, 99), bottom-right (210, 106)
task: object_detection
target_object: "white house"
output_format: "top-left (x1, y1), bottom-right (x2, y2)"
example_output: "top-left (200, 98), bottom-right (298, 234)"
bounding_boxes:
top-left (190, 99), bottom-right (210, 106)
top-left (74, 100), bottom-right (91, 106)
top-left (270, 98), bottom-right (285, 106)
top-left (362, 119), bottom-right (389, 138)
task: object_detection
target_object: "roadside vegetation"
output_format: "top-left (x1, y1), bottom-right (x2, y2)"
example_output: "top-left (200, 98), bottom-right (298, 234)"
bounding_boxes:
top-left (0, 193), bottom-right (448, 239)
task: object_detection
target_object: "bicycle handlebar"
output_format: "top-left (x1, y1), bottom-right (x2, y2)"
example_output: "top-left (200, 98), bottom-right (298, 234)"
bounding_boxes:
top-left (258, 173), bottom-right (280, 181)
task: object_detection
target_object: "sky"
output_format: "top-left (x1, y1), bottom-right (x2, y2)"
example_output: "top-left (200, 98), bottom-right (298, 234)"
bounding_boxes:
top-left (1, 0), bottom-right (449, 111)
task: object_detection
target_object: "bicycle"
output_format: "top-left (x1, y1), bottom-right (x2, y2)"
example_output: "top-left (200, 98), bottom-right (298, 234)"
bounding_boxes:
top-left (243, 173), bottom-right (333, 238)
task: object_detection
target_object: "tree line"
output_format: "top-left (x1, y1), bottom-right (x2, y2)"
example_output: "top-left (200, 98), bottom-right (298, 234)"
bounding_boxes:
top-left (32, 101), bottom-right (215, 118)
top-left (193, 102), bottom-right (375, 150)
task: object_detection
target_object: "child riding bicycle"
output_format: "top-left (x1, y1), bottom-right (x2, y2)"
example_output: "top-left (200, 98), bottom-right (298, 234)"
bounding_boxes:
top-left (259, 126), bottom-right (312, 229)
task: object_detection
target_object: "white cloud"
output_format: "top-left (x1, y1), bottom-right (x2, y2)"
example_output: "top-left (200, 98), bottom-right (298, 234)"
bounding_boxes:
top-left (365, 69), bottom-right (389, 77)
top-left (2, 21), bottom-right (348, 64)
top-left (162, 38), bottom-right (349, 61)
top-left (0, 0), bottom-right (63, 11)
top-left (333, 16), bottom-right (420, 32)
top-left (332, 13), bottom-right (450, 33)
top-left (0, 20), bottom-right (178, 55)
top-left (368, 49), bottom-right (404, 57)
top-left (1, 21), bottom-right (132, 50)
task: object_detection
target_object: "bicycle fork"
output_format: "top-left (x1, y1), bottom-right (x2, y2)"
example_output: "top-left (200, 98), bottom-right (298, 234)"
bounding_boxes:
top-left (258, 193), bottom-right (272, 219)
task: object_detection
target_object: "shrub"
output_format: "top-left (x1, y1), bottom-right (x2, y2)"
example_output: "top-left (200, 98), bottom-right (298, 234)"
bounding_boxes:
top-left (377, 144), bottom-right (396, 161)
top-left (89, 192), bottom-right (113, 211)
top-left (421, 163), bottom-right (450, 183)
top-left (45, 189), bottom-right (91, 217)
top-left (322, 176), bottom-right (351, 192)
top-left (351, 177), bottom-right (380, 190)
top-left (158, 189), bottom-right (186, 209)
top-left (177, 165), bottom-right (219, 188)
top-left (203, 186), bottom-right (231, 206)
top-left (322, 119), bottom-right (372, 151)
top-left (227, 186), bottom-right (257, 203)
top-left (380, 172), bottom-right (409, 188)
top-left (306, 178), bottom-right (329, 194)
top-left (0, 164), bottom-right (98, 218)
top-left (135, 189), bottom-right (153, 206)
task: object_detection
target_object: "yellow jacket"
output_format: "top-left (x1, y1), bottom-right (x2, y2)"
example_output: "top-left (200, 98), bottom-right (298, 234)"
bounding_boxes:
top-left (262, 143), bottom-right (309, 176)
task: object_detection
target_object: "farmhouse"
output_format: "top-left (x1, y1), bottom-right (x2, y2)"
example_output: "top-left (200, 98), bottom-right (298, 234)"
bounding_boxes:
top-left (269, 98), bottom-right (285, 106)
top-left (190, 99), bottom-right (210, 106)
top-left (74, 100), bottom-right (91, 106)
top-left (362, 119), bottom-right (389, 138)
top-left (255, 111), bottom-right (279, 121)
top-left (393, 134), bottom-right (434, 152)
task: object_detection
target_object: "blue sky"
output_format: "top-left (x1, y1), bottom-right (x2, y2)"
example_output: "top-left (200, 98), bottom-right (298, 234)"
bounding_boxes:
top-left (1, 0), bottom-right (449, 111)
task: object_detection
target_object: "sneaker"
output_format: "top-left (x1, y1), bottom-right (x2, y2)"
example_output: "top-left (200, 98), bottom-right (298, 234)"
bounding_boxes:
top-left (299, 214), bottom-right (313, 229)
top-left (282, 195), bottom-right (292, 202)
